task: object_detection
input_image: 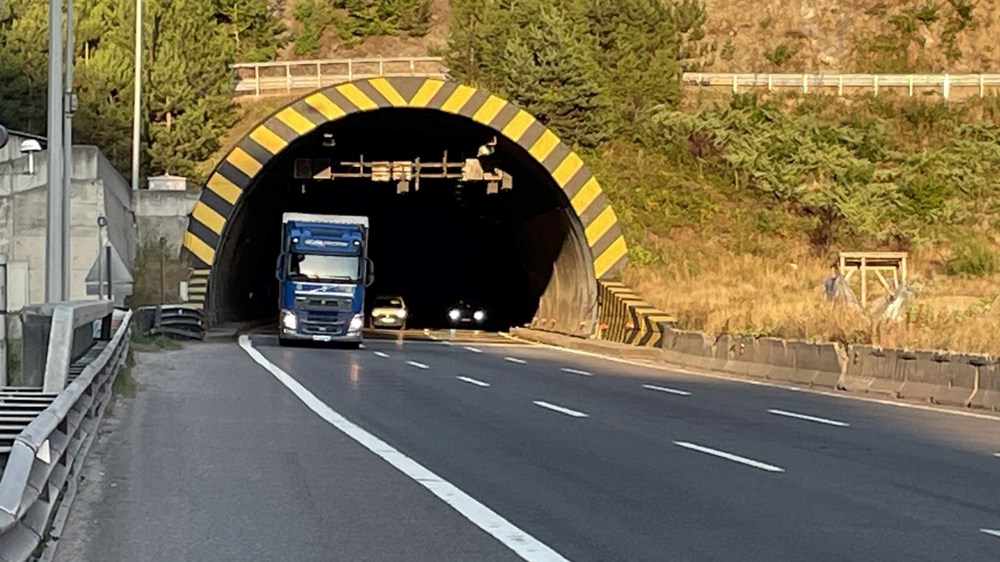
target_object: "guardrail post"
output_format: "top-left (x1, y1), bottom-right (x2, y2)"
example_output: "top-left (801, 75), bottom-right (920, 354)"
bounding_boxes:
top-left (316, 61), bottom-right (322, 88)
top-left (908, 75), bottom-right (913, 97)
top-left (732, 74), bottom-right (738, 94)
top-left (285, 62), bottom-right (291, 93)
top-left (802, 74), bottom-right (808, 94)
top-left (874, 75), bottom-right (879, 97)
top-left (379, 57), bottom-right (384, 76)
top-left (254, 65), bottom-right (260, 98)
top-left (767, 74), bottom-right (772, 92)
top-left (943, 73), bottom-right (950, 100)
top-left (837, 74), bottom-right (843, 96)
top-left (980, 73), bottom-right (985, 97)
top-left (43, 306), bottom-right (74, 393)
top-left (410, 59), bottom-right (415, 75)
top-left (0, 253), bottom-right (6, 387)
top-left (348, 60), bottom-right (353, 81)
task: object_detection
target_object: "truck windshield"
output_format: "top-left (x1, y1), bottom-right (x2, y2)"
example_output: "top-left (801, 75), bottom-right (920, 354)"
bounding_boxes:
top-left (288, 253), bottom-right (361, 282)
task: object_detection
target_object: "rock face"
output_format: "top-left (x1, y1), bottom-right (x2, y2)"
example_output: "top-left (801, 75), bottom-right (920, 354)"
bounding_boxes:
top-left (701, 0), bottom-right (999, 72)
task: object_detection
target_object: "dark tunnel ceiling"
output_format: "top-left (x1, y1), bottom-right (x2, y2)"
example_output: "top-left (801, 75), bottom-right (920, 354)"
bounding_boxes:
top-left (212, 108), bottom-right (597, 331)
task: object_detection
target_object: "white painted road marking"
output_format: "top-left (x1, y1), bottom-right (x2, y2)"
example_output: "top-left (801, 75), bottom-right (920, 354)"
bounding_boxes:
top-left (642, 384), bottom-right (691, 396)
top-left (560, 367), bottom-right (593, 377)
top-left (533, 401), bottom-right (589, 418)
top-left (464, 346), bottom-right (483, 353)
top-left (673, 441), bottom-right (785, 473)
top-left (373, 351), bottom-right (389, 358)
top-left (406, 361), bottom-right (430, 370)
top-left (504, 357), bottom-right (527, 364)
top-left (981, 529), bottom-right (1000, 539)
top-left (993, 453), bottom-right (1000, 458)
top-left (359, 344), bottom-right (366, 349)
top-left (767, 409), bottom-right (850, 428)
top-left (239, 336), bottom-right (571, 562)
top-left (457, 376), bottom-right (491, 388)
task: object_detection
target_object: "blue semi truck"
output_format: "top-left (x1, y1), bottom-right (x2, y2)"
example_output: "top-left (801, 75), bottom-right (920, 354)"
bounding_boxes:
top-left (275, 213), bottom-right (374, 347)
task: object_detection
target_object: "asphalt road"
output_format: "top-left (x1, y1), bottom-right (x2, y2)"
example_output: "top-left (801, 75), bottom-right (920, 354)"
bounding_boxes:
top-left (56, 332), bottom-right (1000, 561)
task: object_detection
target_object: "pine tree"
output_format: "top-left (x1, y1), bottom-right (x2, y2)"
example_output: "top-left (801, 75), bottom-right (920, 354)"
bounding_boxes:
top-left (495, 5), bottom-right (613, 148)
top-left (0, 0), bottom-right (51, 133)
top-left (214, 0), bottom-right (284, 62)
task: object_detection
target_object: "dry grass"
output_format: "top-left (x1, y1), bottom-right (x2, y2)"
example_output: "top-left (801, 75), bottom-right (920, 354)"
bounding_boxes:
top-left (625, 241), bottom-right (1000, 355)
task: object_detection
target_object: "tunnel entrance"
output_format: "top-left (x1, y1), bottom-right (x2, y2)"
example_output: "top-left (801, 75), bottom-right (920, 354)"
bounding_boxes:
top-left (184, 77), bottom-right (628, 336)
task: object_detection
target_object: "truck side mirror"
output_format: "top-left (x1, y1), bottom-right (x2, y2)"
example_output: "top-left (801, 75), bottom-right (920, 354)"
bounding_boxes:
top-left (275, 255), bottom-right (285, 279)
top-left (365, 258), bottom-right (375, 287)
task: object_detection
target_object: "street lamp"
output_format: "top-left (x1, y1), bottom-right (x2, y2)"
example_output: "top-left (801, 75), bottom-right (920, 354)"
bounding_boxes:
top-left (46, 0), bottom-right (65, 301)
top-left (96, 216), bottom-right (108, 299)
top-left (131, 0), bottom-right (142, 191)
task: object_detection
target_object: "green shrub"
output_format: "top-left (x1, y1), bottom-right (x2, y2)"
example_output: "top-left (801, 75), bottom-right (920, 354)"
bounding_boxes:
top-left (948, 239), bottom-right (999, 276)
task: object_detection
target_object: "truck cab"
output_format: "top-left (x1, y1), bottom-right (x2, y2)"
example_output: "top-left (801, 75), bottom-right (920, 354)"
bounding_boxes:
top-left (275, 213), bottom-right (373, 347)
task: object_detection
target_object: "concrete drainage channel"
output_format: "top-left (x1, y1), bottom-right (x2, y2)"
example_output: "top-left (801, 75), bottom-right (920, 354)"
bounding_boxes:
top-left (510, 327), bottom-right (1000, 415)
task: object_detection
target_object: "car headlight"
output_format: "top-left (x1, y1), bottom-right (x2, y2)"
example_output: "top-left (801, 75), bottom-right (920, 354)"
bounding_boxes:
top-left (396, 309), bottom-right (407, 319)
top-left (448, 309), bottom-right (461, 321)
top-left (473, 310), bottom-right (485, 322)
top-left (281, 310), bottom-right (297, 330)
top-left (349, 313), bottom-right (364, 332)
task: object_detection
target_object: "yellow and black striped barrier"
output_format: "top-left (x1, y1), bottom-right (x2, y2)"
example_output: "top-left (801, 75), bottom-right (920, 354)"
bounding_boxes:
top-left (597, 281), bottom-right (676, 348)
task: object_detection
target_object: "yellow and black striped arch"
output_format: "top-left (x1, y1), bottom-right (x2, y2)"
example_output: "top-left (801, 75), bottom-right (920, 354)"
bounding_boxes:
top-left (183, 76), bottom-right (628, 301)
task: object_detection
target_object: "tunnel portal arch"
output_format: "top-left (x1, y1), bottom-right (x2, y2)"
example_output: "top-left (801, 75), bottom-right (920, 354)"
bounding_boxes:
top-left (183, 76), bottom-right (628, 335)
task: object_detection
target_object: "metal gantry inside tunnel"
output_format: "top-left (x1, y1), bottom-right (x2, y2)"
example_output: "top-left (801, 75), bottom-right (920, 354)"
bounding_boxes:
top-left (183, 77), bottom-right (628, 336)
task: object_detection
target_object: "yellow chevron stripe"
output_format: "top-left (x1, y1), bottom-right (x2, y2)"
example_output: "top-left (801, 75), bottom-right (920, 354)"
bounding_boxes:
top-left (440, 84), bottom-right (477, 113)
top-left (368, 77), bottom-right (407, 106)
top-left (337, 82), bottom-right (378, 111)
top-left (248, 126), bottom-right (288, 155)
top-left (183, 232), bottom-right (216, 265)
top-left (501, 109), bottom-right (535, 141)
top-left (472, 95), bottom-right (507, 125)
top-left (571, 177), bottom-right (601, 215)
top-left (275, 107), bottom-right (316, 135)
top-left (594, 235), bottom-right (627, 279)
top-left (227, 147), bottom-right (262, 177)
top-left (191, 201), bottom-right (225, 235)
top-left (552, 152), bottom-right (584, 188)
top-left (408, 79), bottom-right (444, 107)
top-left (529, 130), bottom-right (560, 161)
top-left (305, 92), bottom-right (346, 120)
top-left (585, 206), bottom-right (618, 246)
top-left (206, 174), bottom-right (241, 205)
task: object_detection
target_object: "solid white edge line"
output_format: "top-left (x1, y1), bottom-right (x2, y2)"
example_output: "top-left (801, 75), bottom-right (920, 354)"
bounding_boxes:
top-left (406, 360), bottom-right (430, 370)
top-left (504, 357), bottom-right (527, 364)
top-left (980, 528), bottom-right (1000, 539)
top-left (532, 401), bottom-right (589, 418)
top-left (767, 409), bottom-right (850, 428)
top-left (498, 334), bottom-right (1000, 423)
top-left (642, 384), bottom-right (691, 397)
top-left (673, 441), bottom-right (785, 473)
top-left (238, 336), bottom-right (571, 562)
top-left (464, 346), bottom-right (483, 353)
top-left (373, 351), bottom-right (389, 358)
top-left (457, 376), bottom-right (491, 388)
top-left (560, 368), bottom-right (593, 377)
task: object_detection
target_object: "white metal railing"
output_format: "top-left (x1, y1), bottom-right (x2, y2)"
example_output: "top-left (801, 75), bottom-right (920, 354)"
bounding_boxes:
top-left (683, 72), bottom-right (1000, 100)
top-left (231, 57), bottom-right (449, 96)
top-left (231, 58), bottom-right (1000, 101)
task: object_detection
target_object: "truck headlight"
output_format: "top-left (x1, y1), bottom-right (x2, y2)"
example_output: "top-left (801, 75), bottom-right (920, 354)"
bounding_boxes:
top-left (448, 309), bottom-right (461, 321)
top-left (473, 310), bottom-right (485, 322)
top-left (281, 310), bottom-right (297, 331)
top-left (349, 313), bottom-right (364, 332)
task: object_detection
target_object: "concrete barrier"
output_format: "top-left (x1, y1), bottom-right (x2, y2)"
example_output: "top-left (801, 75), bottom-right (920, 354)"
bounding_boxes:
top-left (840, 345), bottom-right (906, 397)
top-left (786, 340), bottom-right (846, 388)
top-left (970, 361), bottom-right (1000, 411)
top-left (660, 329), bottom-right (714, 370)
top-left (896, 352), bottom-right (979, 407)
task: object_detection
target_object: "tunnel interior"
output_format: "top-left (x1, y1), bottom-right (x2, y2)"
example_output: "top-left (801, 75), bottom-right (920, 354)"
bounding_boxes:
top-left (212, 108), bottom-right (597, 332)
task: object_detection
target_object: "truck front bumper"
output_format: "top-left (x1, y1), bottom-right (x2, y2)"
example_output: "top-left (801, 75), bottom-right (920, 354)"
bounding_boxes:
top-left (279, 329), bottom-right (362, 343)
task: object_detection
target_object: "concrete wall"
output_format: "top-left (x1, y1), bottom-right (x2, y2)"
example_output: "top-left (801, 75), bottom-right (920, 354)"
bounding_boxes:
top-left (133, 189), bottom-right (199, 251)
top-left (0, 138), bottom-right (136, 309)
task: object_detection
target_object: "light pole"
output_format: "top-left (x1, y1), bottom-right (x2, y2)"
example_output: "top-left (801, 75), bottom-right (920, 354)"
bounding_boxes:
top-left (63, 0), bottom-right (75, 298)
top-left (131, 0), bottom-right (142, 191)
top-left (96, 216), bottom-right (107, 299)
top-left (46, 0), bottom-right (65, 301)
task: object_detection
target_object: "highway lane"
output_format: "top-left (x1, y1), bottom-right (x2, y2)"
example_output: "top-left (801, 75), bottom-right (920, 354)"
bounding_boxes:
top-left (52, 341), bottom-right (522, 562)
top-left (252, 334), bottom-right (1000, 561)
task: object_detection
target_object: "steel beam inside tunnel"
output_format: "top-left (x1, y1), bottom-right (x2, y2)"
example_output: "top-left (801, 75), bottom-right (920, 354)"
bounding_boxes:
top-left (183, 77), bottom-right (628, 336)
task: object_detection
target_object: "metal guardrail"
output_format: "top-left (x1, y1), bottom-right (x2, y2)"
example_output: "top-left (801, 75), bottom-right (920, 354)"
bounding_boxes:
top-left (0, 307), bottom-right (130, 562)
top-left (232, 57), bottom-right (448, 96)
top-left (683, 72), bottom-right (1000, 99)
top-left (231, 58), bottom-right (1000, 101)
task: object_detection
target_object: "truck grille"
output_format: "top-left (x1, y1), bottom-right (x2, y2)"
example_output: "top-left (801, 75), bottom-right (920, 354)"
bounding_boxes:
top-left (294, 295), bottom-right (353, 335)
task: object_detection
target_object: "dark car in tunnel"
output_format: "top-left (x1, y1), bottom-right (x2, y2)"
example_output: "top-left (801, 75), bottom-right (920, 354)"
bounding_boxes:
top-left (446, 299), bottom-right (489, 329)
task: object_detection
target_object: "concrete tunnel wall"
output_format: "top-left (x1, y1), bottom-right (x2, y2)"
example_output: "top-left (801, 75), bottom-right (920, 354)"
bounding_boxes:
top-left (183, 77), bottom-right (628, 336)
